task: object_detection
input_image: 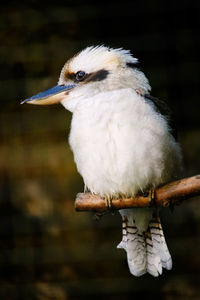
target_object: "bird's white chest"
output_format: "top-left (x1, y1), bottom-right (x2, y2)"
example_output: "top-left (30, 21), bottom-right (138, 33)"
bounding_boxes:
top-left (69, 89), bottom-right (179, 197)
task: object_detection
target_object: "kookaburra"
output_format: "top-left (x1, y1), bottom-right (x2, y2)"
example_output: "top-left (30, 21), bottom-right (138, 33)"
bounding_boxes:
top-left (22, 45), bottom-right (182, 277)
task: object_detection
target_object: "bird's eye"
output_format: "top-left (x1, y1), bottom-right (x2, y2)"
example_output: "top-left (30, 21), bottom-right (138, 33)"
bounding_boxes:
top-left (75, 71), bottom-right (86, 82)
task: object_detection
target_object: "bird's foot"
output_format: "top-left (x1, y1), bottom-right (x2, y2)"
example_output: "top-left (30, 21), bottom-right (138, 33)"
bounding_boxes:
top-left (105, 195), bottom-right (112, 209)
top-left (149, 188), bottom-right (155, 207)
top-left (105, 195), bottom-right (115, 214)
top-left (144, 188), bottom-right (156, 207)
top-left (94, 195), bottom-right (115, 220)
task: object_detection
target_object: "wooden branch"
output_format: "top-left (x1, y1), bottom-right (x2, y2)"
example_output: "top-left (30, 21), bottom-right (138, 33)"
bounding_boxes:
top-left (75, 175), bottom-right (200, 212)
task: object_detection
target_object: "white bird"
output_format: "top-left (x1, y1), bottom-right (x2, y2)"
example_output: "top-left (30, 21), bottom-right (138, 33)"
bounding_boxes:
top-left (22, 45), bottom-right (182, 277)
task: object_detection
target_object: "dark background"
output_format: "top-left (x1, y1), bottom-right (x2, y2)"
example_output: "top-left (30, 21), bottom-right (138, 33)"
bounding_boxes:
top-left (0, 1), bottom-right (200, 299)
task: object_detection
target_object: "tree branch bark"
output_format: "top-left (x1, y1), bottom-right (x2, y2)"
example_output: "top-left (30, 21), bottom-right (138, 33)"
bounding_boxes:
top-left (75, 175), bottom-right (200, 212)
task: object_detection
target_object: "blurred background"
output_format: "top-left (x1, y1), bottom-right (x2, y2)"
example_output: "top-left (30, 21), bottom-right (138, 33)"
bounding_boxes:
top-left (0, 0), bottom-right (200, 299)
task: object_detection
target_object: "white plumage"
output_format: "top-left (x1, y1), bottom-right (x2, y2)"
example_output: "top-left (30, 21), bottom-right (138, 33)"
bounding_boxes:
top-left (25, 45), bottom-right (182, 276)
top-left (67, 88), bottom-right (180, 197)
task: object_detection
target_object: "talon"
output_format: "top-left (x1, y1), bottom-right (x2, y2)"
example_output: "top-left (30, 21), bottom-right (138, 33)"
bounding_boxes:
top-left (104, 195), bottom-right (112, 209)
top-left (107, 197), bottom-right (112, 209)
top-left (148, 188), bottom-right (155, 207)
top-left (104, 195), bottom-right (115, 214)
top-left (94, 195), bottom-right (115, 220)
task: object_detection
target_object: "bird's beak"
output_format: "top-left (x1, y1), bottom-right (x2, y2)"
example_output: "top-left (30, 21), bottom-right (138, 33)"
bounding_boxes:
top-left (21, 84), bottom-right (76, 105)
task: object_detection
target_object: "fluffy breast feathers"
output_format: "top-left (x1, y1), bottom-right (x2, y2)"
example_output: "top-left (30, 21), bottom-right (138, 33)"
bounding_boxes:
top-left (69, 88), bottom-right (181, 197)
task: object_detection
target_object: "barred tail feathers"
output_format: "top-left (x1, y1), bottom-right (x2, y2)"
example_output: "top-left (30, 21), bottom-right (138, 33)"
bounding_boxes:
top-left (117, 209), bottom-right (172, 277)
top-left (149, 217), bottom-right (172, 271)
top-left (117, 214), bottom-right (147, 276)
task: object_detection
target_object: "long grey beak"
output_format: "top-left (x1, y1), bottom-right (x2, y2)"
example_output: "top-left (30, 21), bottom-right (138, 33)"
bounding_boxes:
top-left (21, 84), bottom-right (76, 105)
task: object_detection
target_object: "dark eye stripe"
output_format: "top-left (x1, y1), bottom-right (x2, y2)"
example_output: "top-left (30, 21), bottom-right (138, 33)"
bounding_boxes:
top-left (65, 69), bottom-right (109, 83)
top-left (86, 69), bottom-right (109, 82)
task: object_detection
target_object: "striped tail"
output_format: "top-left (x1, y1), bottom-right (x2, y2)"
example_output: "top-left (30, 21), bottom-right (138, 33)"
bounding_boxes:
top-left (117, 209), bottom-right (172, 277)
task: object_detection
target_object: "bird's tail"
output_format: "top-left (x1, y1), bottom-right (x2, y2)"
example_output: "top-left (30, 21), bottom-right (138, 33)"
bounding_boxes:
top-left (117, 209), bottom-right (172, 277)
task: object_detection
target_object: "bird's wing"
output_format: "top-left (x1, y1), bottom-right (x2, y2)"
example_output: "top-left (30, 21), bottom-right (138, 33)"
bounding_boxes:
top-left (144, 94), bottom-right (178, 140)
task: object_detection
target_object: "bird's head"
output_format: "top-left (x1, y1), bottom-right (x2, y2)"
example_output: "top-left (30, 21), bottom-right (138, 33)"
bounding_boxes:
top-left (21, 45), bottom-right (151, 112)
